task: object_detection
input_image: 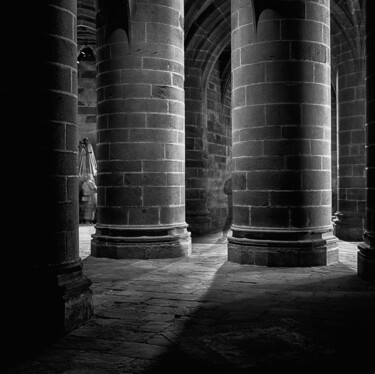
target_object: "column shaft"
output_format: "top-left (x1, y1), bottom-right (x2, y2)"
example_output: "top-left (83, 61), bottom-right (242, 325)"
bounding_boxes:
top-left (4, 0), bottom-right (93, 361)
top-left (92, 0), bottom-right (191, 259)
top-left (358, 0), bottom-right (375, 281)
top-left (229, 0), bottom-right (338, 266)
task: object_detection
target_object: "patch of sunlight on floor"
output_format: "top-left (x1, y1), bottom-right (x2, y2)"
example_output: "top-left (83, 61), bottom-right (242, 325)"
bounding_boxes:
top-left (79, 224), bottom-right (96, 259)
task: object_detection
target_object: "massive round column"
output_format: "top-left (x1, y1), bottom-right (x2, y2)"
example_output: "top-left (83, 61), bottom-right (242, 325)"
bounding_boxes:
top-left (4, 0), bottom-right (93, 358)
top-left (358, 0), bottom-right (375, 281)
top-left (229, 0), bottom-right (339, 266)
top-left (92, 0), bottom-right (191, 258)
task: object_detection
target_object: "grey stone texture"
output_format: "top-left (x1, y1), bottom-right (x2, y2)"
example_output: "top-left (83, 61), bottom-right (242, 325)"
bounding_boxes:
top-left (5, 229), bottom-right (375, 373)
top-left (2, 1), bottom-right (375, 370)
top-left (3, 0), bottom-right (93, 363)
top-left (93, 0), bottom-right (191, 258)
top-left (229, 0), bottom-right (339, 265)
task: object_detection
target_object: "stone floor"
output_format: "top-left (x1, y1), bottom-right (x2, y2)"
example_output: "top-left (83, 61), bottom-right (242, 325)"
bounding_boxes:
top-left (6, 225), bottom-right (375, 374)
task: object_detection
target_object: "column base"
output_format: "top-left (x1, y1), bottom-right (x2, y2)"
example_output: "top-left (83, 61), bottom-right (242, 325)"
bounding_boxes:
top-left (186, 212), bottom-right (211, 236)
top-left (333, 212), bottom-right (365, 241)
top-left (358, 233), bottom-right (375, 282)
top-left (228, 228), bottom-right (339, 267)
top-left (91, 224), bottom-right (192, 259)
top-left (5, 261), bottom-right (93, 366)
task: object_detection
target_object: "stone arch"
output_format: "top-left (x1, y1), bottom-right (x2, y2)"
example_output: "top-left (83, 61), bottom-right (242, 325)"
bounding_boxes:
top-left (96, 0), bottom-right (132, 43)
top-left (77, 45), bottom-right (96, 60)
top-left (331, 0), bottom-right (365, 68)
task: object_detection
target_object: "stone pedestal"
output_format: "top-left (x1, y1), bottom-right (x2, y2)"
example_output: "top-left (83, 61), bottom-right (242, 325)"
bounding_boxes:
top-left (333, 212), bottom-right (365, 242)
top-left (92, 225), bottom-right (191, 259)
top-left (229, 230), bottom-right (338, 267)
top-left (6, 262), bottom-right (93, 366)
top-left (25, 262), bottom-right (93, 336)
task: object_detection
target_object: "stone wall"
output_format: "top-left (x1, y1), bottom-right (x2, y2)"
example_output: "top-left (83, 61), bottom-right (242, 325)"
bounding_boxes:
top-left (331, 12), bottom-right (366, 241)
top-left (78, 57), bottom-right (97, 151)
top-left (331, 87), bottom-right (338, 216)
top-left (206, 62), bottom-right (232, 233)
top-left (185, 67), bottom-right (209, 234)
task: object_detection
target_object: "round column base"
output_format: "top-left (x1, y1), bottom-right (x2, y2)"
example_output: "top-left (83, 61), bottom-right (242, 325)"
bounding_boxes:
top-left (358, 243), bottom-right (375, 282)
top-left (186, 212), bottom-right (211, 236)
top-left (91, 224), bottom-right (192, 259)
top-left (333, 212), bottom-right (365, 241)
top-left (228, 229), bottom-right (339, 267)
top-left (5, 261), bottom-right (93, 365)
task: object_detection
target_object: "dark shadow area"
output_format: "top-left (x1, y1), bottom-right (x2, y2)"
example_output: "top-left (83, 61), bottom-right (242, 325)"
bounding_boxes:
top-left (143, 265), bottom-right (375, 374)
top-left (4, 267), bottom-right (92, 371)
top-left (6, 245), bottom-right (375, 374)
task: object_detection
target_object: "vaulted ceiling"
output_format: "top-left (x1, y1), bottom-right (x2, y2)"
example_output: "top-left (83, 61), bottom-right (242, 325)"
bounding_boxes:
top-left (78, 0), bottom-right (366, 85)
top-left (184, 0), bottom-right (365, 90)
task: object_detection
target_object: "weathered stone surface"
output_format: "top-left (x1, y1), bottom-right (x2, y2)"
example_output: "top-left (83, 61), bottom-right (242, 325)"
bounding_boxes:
top-left (230, 0), bottom-right (339, 266)
top-left (6, 233), bottom-right (375, 373)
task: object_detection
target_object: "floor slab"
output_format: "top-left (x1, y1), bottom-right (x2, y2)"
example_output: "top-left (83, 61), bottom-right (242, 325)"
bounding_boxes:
top-left (6, 226), bottom-right (375, 373)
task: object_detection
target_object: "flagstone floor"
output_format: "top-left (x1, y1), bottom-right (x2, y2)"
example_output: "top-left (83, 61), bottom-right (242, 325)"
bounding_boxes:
top-left (6, 225), bottom-right (375, 374)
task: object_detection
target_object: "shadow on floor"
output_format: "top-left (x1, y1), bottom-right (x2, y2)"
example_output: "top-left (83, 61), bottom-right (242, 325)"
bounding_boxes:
top-left (5, 236), bottom-right (375, 374)
top-left (143, 268), bottom-right (375, 374)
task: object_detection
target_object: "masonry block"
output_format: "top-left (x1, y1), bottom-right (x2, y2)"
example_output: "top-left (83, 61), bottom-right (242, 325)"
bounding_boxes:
top-left (230, 0), bottom-right (337, 266)
top-left (93, 0), bottom-right (188, 259)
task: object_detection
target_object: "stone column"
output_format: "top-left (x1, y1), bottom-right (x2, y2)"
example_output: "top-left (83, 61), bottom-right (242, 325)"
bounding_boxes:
top-left (229, 0), bottom-right (339, 266)
top-left (358, 0), bottom-right (375, 282)
top-left (4, 0), bottom-right (93, 359)
top-left (92, 0), bottom-right (191, 259)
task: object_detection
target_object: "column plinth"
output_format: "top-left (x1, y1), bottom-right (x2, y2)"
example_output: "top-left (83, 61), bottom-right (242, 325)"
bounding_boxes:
top-left (27, 261), bottom-right (93, 334)
top-left (92, 224), bottom-right (191, 259)
top-left (7, 261), bottom-right (93, 364)
top-left (229, 228), bottom-right (338, 267)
